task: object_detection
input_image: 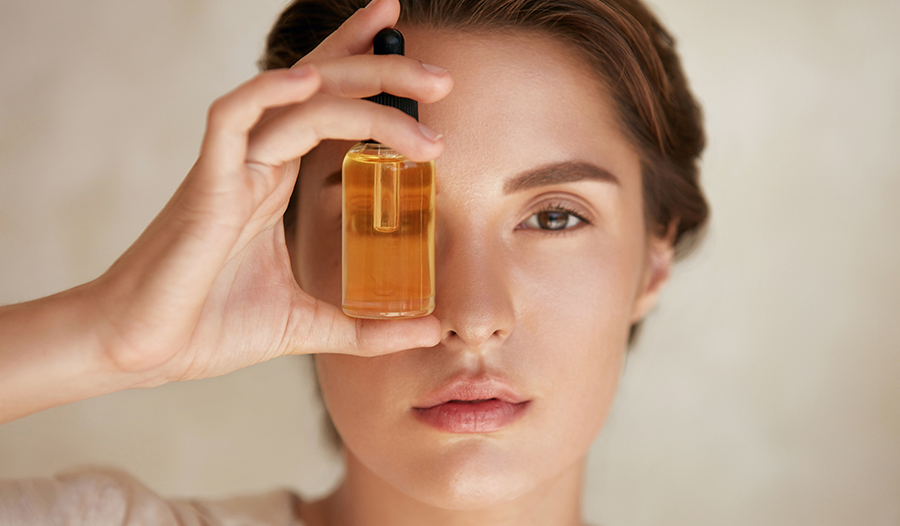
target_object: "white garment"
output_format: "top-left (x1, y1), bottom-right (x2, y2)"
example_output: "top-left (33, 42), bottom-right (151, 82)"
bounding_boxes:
top-left (0, 466), bottom-right (305, 526)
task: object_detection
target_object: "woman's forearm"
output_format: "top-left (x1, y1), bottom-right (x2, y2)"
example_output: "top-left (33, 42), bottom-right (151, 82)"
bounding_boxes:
top-left (0, 281), bottom-right (151, 424)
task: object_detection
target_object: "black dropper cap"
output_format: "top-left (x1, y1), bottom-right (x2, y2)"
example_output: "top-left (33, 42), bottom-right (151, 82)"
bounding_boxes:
top-left (364, 28), bottom-right (418, 121)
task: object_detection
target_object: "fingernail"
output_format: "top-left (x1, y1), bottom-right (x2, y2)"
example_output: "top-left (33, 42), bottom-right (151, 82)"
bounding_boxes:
top-left (365, 0), bottom-right (379, 9)
top-left (418, 122), bottom-right (443, 142)
top-left (421, 62), bottom-right (449, 76)
top-left (290, 64), bottom-right (314, 77)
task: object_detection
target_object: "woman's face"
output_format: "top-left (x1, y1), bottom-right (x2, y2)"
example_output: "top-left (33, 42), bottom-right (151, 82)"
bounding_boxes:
top-left (289, 28), bottom-right (672, 508)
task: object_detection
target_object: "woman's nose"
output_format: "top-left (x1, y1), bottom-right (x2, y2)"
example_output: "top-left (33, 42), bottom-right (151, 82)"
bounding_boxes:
top-left (432, 233), bottom-right (516, 351)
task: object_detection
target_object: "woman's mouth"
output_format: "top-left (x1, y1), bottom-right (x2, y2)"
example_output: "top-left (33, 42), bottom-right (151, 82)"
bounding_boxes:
top-left (411, 375), bottom-right (532, 433)
top-left (413, 398), bottom-right (531, 433)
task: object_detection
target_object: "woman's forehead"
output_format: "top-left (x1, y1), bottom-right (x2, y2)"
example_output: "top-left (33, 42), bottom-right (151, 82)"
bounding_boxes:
top-left (403, 26), bottom-right (639, 191)
top-left (303, 27), bottom-right (641, 198)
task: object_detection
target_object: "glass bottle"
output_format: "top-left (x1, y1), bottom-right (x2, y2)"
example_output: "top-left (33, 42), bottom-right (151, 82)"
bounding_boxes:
top-left (341, 29), bottom-right (436, 318)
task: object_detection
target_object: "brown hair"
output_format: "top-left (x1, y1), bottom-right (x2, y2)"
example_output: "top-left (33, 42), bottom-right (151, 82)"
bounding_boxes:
top-left (262, 0), bottom-right (709, 451)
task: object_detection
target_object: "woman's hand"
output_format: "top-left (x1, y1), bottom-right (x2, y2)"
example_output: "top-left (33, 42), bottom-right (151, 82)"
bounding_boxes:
top-left (0, 0), bottom-right (452, 423)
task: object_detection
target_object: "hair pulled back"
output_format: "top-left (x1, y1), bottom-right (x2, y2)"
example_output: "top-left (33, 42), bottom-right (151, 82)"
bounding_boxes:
top-left (262, 0), bottom-right (709, 450)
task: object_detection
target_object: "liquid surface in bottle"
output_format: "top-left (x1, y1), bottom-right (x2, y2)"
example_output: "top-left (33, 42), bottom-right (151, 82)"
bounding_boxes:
top-left (342, 143), bottom-right (435, 318)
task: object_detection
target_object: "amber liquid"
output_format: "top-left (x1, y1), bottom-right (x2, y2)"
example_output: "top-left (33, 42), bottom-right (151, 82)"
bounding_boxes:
top-left (342, 142), bottom-right (435, 318)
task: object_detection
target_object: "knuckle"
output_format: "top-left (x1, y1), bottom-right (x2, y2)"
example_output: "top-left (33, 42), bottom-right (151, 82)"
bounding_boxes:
top-left (207, 97), bottom-right (227, 123)
top-left (302, 95), bottom-right (333, 141)
top-left (363, 111), bottom-right (380, 141)
top-left (207, 95), bottom-right (237, 129)
top-left (384, 54), bottom-right (407, 68)
top-left (353, 318), bottom-right (365, 353)
top-left (259, 67), bottom-right (290, 86)
top-left (321, 76), bottom-right (347, 98)
top-left (207, 71), bottom-right (276, 127)
top-left (376, 104), bottom-right (412, 132)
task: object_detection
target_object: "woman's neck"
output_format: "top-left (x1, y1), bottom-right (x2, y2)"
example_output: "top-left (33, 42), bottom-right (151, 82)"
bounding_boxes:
top-left (304, 449), bottom-right (586, 526)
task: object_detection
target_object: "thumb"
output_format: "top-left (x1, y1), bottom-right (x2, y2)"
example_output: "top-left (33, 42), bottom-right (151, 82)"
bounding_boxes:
top-left (289, 298), bottom-right (442, 356)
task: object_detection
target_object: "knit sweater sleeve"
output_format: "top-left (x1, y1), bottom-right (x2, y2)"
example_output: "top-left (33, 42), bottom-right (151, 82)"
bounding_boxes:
top-left (0, 466), bottom-right (305, 526)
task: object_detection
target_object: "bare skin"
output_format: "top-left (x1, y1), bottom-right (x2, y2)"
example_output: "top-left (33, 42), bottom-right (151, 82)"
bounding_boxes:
top-left (288, 10), bottom-right (675, 526)
top-left (0, 0), bottom-right (674, 524)
top-left (0, 0), bottom-right (450, 423)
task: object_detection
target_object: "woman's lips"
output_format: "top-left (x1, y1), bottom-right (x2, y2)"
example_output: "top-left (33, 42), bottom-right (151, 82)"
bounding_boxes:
top-left (413, 399), bottom-right (531, 433)
top-left (412, 375), bottom-right (531, 433)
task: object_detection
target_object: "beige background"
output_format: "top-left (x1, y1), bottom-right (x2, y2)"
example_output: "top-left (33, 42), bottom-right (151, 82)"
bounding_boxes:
top-left (1, 0), bottom-right (898, 524)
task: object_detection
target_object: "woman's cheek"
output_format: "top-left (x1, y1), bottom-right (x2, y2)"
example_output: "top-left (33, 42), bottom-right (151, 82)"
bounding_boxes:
top-left (315, 354), bottom-right (381, 441)
top-left (511, 242), bottom-right (628, 420)
top-left (297, 197), bottom-right (342, 303)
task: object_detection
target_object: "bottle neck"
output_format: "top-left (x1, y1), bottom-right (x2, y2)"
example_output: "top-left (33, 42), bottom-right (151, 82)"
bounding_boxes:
top-left (350, 141), bottom-right (403, 159)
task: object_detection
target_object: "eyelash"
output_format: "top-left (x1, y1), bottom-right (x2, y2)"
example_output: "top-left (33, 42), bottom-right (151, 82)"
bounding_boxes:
top-left (518, 201), bottom-right (592, 235)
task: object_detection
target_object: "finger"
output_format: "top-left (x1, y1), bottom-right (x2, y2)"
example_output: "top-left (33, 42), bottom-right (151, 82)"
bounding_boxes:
top-left (246, 93), bottom-right (444, 165)
top-left (290, 298), bottom-right (442, 356)
top-left (200, 67), bottom-right (322, 175)
top-left (316, 54), bottom-right (452, 102)
top-left (297, 0), bottom-right (401, 64)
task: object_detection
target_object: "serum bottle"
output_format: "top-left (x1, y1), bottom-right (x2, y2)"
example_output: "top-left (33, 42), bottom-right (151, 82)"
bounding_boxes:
top-left (342, 28), bottom-right (436, 319)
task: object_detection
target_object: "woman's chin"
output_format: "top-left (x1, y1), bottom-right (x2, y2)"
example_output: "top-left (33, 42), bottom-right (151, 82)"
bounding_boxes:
top-left (383, 439), bottom-right (536, 510)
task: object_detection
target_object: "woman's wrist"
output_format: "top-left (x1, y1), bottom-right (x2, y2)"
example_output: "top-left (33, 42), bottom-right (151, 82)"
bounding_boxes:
top-left (0, 280), bottom-right (160, 425)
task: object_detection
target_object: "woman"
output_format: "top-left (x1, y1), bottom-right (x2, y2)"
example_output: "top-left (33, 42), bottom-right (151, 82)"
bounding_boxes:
top-left (0, 0), bottom-right (708, 524)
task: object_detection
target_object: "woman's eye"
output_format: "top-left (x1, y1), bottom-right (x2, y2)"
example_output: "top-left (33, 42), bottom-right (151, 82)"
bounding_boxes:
top-left (521, 209), bottom-right (584, 231)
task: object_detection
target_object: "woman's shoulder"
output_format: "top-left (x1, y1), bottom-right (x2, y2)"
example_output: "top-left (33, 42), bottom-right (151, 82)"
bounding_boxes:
top-left (0, 465), bottom-right (306, 526)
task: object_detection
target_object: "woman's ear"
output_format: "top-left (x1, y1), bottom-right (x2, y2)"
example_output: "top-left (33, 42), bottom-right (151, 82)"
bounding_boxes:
top-left (630, 220), bottom-right (678, 323)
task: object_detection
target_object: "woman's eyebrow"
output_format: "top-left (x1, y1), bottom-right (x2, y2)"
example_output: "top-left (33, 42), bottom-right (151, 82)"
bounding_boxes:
top-left (504, 161), bottom-right (620, 194)
top-left (320, 161), bottom-right (619, 191)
